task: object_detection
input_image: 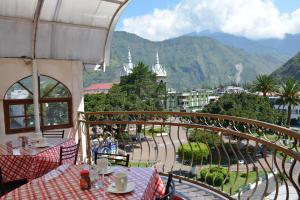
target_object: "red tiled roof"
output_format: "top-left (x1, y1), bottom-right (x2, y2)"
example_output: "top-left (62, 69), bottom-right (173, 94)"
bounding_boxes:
top-left (85, 83), bottom-right (114, 91)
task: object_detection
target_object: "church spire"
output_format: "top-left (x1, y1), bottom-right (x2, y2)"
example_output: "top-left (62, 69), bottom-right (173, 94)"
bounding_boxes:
top-left (156, 51), bottom-right (160, 65)
top-left (128, 48), bottom-right (132, 64)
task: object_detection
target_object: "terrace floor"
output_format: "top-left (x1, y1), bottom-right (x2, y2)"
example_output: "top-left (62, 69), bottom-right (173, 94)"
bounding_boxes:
top-left (161, 176), bottom-right (227, 200)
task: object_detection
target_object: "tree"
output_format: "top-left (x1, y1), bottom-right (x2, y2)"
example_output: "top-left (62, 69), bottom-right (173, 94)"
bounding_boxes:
top-left (279, 79), bottom-right (300, 127)
top-left (202, 93), bottom-right (285, 125)
top-left (84, 62), bottom-right (166, 112)
top-left (251, 74), bottom-right (277, 97)
top-left (118, 62), bottom-right (166, 111)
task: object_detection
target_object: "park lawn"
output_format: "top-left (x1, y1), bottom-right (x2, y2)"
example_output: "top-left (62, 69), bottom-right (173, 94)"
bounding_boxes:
top-left (222, 171), bottom-right (258, 194)
top-left (129, 161), bottom-right (154, 167)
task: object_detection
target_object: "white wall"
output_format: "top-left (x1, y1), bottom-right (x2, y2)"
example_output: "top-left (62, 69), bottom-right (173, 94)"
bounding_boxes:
top-left (0, 58), bottom-right (84, 143)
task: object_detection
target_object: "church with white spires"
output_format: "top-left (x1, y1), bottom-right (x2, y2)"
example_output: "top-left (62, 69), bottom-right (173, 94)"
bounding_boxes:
top-left (120, 49), bottom-right (167, 83)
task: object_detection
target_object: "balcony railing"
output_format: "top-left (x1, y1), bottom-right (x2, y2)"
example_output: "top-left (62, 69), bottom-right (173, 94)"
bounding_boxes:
top-left (78, 111), bottom-right (300, 199)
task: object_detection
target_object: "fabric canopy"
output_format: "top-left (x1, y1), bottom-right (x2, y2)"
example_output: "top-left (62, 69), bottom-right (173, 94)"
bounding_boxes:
top-left (0, 0), bottom-right (130, 65)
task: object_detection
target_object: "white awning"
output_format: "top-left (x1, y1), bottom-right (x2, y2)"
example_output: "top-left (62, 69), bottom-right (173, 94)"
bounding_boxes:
top-left (0, 0), bottom-right (130, 65)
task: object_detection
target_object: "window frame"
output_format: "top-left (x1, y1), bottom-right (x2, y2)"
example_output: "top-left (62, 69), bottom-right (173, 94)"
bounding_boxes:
top-left (3, 75), bottom-right (73, 134)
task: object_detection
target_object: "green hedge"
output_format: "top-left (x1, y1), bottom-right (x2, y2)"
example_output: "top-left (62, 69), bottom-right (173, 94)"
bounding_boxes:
top-left (199, 166), bottom-right (230, 187)
top-left (177, 142), bottom-right (209, 165)
top-left (188, 129), bottom-right (221, 145)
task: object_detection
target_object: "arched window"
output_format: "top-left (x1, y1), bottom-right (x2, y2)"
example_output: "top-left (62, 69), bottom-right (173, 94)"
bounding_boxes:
top-left (3, 75), bottom-right (73, 134)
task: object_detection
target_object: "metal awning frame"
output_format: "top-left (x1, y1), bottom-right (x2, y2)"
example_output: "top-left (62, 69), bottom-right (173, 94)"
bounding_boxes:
top-left (0, 0), bottom-right (130, 65)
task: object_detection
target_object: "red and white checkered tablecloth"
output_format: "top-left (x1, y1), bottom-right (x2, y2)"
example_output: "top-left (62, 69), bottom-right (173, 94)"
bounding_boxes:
top-left (0, 138), bottom-right (76, 183)
top-left (3, 165), bottom-right (165, 200)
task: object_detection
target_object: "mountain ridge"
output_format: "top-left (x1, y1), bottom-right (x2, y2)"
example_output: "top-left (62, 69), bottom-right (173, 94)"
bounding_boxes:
top-left (271, 52), bottom-right (300, 81)
top-left (84, 31), bottom-right (287, 91)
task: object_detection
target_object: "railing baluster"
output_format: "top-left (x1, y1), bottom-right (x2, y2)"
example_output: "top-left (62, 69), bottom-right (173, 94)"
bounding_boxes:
top-left (220, 132), bottom-right (230, 192)
top-left (169, 125), bottom-right (176, 173)
top-left (78, 111), bottom-right (300, 199)
top-left (161, 124), bottom-right (167, 173)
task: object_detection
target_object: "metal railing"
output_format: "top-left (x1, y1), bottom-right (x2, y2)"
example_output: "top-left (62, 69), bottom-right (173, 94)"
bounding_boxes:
top-left (78, 111), bottom-right (300, 199)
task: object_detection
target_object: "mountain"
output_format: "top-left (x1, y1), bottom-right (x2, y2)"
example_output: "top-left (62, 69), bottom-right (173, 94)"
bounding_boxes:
top-left (271, 52), bottom-right (300, 81)
top-left (190, 31), bottom-right (300, 58)
top-left (84, 31), bottom-right (286, 91)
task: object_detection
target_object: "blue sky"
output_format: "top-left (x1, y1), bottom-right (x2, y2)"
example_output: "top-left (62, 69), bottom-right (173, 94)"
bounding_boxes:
top-left (274, 0), bottom-right (300, 13)
top-left (116, 0), bottom-right (300, 41)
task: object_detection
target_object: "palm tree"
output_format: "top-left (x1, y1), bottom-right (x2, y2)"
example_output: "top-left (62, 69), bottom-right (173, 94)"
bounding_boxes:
top-left (251, 74), bottom-right (277, 97)
top-left (279, 79), bottom-right (300, 127)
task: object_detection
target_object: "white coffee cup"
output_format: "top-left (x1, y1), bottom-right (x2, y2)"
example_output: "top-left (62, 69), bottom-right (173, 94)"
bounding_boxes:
top-left (114, 172), bottom-right (128, 191)
top-left (97, 158), bottom-right (111, 173)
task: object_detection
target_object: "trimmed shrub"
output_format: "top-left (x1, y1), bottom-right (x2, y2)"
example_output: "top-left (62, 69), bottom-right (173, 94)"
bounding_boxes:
top-left (240, 173), bottom-right (247, 178)
top-left (177, 143), bottom-right (209, 165)
top-left (199, 166), bottom-right (230, 187)
top-left (188, 129), bottom-right (221, 145)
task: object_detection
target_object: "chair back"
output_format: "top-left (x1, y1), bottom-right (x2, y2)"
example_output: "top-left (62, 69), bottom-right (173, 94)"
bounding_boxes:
top-left (42, 130), bottom-right (64, 138)
top-left (59, 140), bottom-right (80, 165)
top-left (156, 173), bottom-right (175, 200)
top-left (0, 168), bottom-right (27, 196)
top-left (0, 168), bottom-right (4, 196)
top-left (94, 152), bottom-right (130, 167)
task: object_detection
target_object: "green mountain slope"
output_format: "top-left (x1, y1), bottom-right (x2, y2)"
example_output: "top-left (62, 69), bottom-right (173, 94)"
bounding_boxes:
top-left (271, 52), bottom-right (300, 81)
top-left (84, 31), bottom-right (285, 91)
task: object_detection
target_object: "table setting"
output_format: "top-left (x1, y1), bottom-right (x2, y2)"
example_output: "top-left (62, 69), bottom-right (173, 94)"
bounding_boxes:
top-left (2, 157), bottom-right (165, 200)
top-left (0, 136), bottom-right (75, 183)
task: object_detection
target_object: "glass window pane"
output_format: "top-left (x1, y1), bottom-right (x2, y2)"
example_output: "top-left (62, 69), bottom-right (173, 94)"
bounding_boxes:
top-left (9, 105), bottom-right (24, 116)
top-left (27, 116), bottom-right (35, 128)
top-left (42, 102), bottom-right (69, 126)
top-left (45, 83), bottom-right (71, 98)
top-left (5, 83), bottom-right (32, 99)
top-left (10, 117), bottom-right (25, 129)
top-left (25, 104), bottom-right (34, 116)
top-left (19, 76), bottom-right (33, 94)
top-left (40, 76), bottom-right (58, 97)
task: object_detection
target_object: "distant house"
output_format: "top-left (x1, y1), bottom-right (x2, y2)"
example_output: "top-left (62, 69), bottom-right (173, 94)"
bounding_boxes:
top-left (84, 83), bottom-right (114, 94)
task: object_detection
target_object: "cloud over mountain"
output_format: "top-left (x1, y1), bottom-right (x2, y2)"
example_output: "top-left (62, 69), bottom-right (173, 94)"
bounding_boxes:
top-left (120, 0), bottom-right (300, 41)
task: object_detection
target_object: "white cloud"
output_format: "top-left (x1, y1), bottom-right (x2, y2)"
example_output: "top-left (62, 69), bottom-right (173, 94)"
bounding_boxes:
top-left (120, 0), bottom-right (300, 41)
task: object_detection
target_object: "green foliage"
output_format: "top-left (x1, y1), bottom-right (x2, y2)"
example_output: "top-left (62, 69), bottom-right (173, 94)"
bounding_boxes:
top-left (279, 78), bottom-right (300, 127)
top-left (199, 166), bottom-right (230, 187)
top-left (272, 52), bottom-right (300, 82)
top-left (84, 93), bottom-right (107, 112)
top-left (188, 129), bottom-right (221, 145)
top-left (84, 62), bottom-right (166, 112)
top-left (177, 143), bottom-right (209, 165)
top-left (84, 31), bottom-right (285, 91)
top-left (251, 74), bottom-right (277, 96)
top-left (202, 93), bottom-right (286, 125)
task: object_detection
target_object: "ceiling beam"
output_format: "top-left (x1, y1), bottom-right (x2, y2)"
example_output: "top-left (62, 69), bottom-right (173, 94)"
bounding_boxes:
top-left (0, 15), bottom-right (108, 31)
top-left (32, 0), bottom-right (44, 59)
top-left (102, 0), bottom-right (123, 5)
top-left (102, 0), bottom-right (130, 66)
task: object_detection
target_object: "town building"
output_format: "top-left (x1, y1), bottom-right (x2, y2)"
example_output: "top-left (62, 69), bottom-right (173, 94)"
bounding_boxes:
top-left (167, 90), bottom-right (210, 112)
top-left (84, 83), bottom-right (114, 94)
top-left (120, 48), bottom-right (135, 78)
top-left (151, 52), bottom-right (167, 83)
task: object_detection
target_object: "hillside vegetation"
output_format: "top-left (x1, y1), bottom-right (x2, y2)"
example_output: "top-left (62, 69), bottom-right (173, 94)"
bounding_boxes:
top-left (271, 52), bottom-right (300, 82)
top-left (84, 31), bottom-right (286, 91)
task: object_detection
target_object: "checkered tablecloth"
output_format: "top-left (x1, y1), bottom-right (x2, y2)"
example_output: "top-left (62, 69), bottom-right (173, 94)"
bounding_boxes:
top-left (3, 165), bottom-right (165, 200)
top-left (0, 138), bottom-right (76, 183)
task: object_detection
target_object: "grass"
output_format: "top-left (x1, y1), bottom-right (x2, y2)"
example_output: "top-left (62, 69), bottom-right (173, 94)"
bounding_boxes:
top-left (222, 171), bottom-right (259, 194)
top-left (129, 161), bottom-right (154, 168)
top-left (144, 126), bottom-right (169, 137)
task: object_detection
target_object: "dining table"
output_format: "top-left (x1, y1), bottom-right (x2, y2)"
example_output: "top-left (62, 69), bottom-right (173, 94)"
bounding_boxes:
top-left (2, 164), bottom-right (165, 200)
top-left (0, 137), bottom-right (76, 183)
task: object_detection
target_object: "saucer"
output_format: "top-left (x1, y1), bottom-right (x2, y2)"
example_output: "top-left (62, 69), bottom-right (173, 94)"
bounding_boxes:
top-left (98, 167), bottom-right (115, 175)
top-left (107, 182), bottom-right (135, 194)
top-left (33, 143), bottom-right (51, 148)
